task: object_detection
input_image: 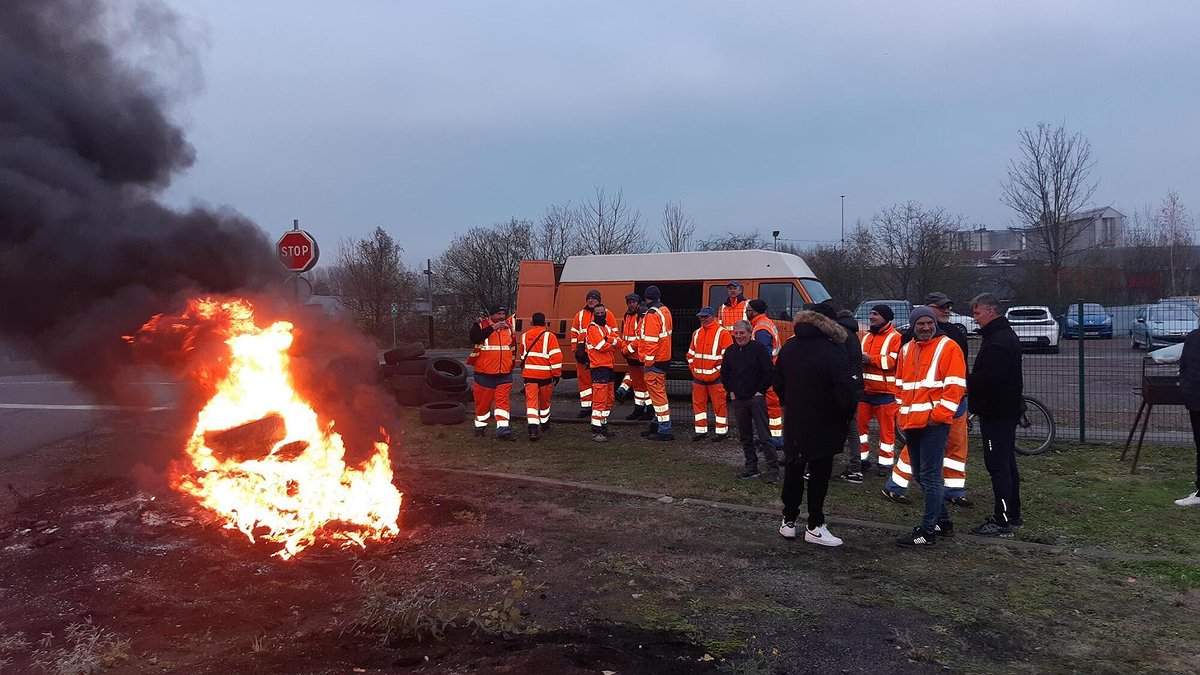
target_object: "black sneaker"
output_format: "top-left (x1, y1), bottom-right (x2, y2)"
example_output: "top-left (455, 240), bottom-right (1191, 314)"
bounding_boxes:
top-left (649, 433), bottom-right (676, 442)
top-left (970, 518), bottom-right (1014, 538)
top-left (945, 496), bottom-right (975, 509)
top-left (880, 489), bottom-right (911, 505)
top-left (897, 527), bottom-right (937, 548)
top-left (934, 521), bottom-right (954, 538)
top-left (738, 468), bottom-right (761, 480)
top-left (691, 433), bottom-right (708, 442)
top-left (764, 470), bottom-right (780, 484)
top-left (836, 469), bottom-right (864, 484)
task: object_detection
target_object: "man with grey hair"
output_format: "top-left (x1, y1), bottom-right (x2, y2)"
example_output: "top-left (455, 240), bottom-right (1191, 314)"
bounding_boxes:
top-left (967, 292), bottom-right (1025, 537)
top-left (721, 319), bottom-right (779, 481)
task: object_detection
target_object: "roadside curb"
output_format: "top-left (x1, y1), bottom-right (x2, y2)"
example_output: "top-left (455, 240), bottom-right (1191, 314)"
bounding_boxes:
top-left (398, 464), bottom-right (1186, 565)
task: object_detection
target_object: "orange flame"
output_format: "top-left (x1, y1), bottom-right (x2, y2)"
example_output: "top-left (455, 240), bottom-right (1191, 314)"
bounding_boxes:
top-left (144, 297), bottom-right (402, 560)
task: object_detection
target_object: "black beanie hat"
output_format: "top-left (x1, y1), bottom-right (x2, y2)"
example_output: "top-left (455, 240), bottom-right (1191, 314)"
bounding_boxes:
top-left (871, 304), bottom-right (894, 322)
top-left (811, 300), bottom-right (839, 320)
top-left (748, 298), bottom-right (768, 314)
top-left (532, 312), bottom-right (546, 326)
top-left (644, 286), bottom-right (661, 301)
top-left (586, 289), bottom-right (602, 302)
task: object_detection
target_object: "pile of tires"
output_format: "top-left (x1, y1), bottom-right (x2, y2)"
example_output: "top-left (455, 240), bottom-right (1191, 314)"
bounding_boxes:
top-left (379, 343), bottom-right (471, 426)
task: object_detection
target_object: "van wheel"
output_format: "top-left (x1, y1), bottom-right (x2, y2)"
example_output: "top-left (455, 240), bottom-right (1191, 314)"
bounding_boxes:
top-left (419, 401), bottom-right (467, 425)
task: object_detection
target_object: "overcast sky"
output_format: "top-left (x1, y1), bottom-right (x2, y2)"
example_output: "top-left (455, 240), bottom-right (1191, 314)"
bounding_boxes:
top-left (159, 1), bottom-right (1200, 268)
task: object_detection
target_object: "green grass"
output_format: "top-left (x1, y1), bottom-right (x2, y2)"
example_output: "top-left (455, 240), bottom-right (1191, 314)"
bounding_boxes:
top-left (399, 414), bottom-right (1200, 560)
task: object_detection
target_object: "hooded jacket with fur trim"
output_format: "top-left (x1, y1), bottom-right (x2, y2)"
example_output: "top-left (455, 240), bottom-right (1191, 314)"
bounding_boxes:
top-left (772, 311), bottom-right (857, 461)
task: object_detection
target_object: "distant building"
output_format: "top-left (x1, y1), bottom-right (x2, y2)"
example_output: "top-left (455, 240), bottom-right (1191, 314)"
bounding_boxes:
top-left (953, 206), bottom-right (1127, 263)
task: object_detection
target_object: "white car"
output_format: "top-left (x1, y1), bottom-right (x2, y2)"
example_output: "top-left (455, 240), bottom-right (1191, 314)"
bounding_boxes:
top-left (1006, 306), bottom-right (1060, 353)
top-left (948, 312), bottom-right (979, 336)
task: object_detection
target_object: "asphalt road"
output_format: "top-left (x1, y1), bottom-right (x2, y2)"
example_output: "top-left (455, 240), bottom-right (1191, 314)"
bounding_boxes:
top-left (0, 364), bottom-right (178, 459)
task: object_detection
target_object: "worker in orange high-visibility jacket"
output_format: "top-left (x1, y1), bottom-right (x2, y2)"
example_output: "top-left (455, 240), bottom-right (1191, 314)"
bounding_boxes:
top-left (890, 307), bottom-right (967, 548)
top-left (746, 299), bottom-right (784, 450)
top-left (855, 305), bottom-right (902, 476)
top-left (687, 306), bottom-right (735, 441)
top-left (519, 312), bottom-right (563, 442)
top-left (570, 290), bottom-right (615, 420)
top-left (638, 285), bottom-right (675, 441)
top-left (717, 281), bottom-right (748, 331)
top-left (615, 293), bottom-right (651, 421)
top-left (468, 305), bottom-right (517, 441)
top-left (585, 304), bottom-right (619, 442)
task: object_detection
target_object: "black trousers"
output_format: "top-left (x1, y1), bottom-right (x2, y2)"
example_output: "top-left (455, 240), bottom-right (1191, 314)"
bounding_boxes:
top-left (730, 396), bottom-right (778, 471)
top-left (980, 416), bottom-right (1021, 526)
top-left (780, 455), bottom-right (834, 529)
top-left (1189, 410), bottom-right (1200, 490)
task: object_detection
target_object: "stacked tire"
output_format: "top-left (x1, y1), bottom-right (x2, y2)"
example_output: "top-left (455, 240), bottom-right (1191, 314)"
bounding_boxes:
top-left (379, 343), bottom-right (471, 425)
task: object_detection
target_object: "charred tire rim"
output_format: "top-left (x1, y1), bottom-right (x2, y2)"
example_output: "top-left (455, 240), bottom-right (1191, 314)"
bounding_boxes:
top-left (383, 342), bottom-right (426, 365)
top-left (419, 401), bottom-right (467, 425)
top-left (425, 357), bottom-right (468, 388)
top-left (381, 357), bottom-right (431, 377)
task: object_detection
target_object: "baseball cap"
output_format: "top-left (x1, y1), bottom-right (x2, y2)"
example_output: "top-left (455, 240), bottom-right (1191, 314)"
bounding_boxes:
top-left (924, 292), bottom-right (952, 308)
top-left (727, 280), bottom-right (743, 289)
top-left (697, 306), bottom-right (716, 317)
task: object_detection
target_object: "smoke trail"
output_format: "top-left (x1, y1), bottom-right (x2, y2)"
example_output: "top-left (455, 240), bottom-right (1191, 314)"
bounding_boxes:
top-left (0, 0), bottom-right (279, 392)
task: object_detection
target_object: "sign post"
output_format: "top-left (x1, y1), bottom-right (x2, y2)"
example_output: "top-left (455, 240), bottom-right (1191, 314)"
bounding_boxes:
top-left (390, 301), bottom-right (399, 349)
top-left (277, 219), bottom-right (320, 312)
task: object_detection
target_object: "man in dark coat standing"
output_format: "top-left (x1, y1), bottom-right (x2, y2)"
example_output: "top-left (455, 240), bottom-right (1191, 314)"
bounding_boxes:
top-left (773, 309), bottom-right (857, 547)
top-left (721, 320), bottom-right (779, 482)
top-left (1175, 327), bottom-right (1200, 506)
top-left (966, 293), bottom-right (1025, 536)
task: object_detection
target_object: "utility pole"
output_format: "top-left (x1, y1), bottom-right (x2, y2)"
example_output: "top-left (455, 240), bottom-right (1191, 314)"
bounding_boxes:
top-left (840, 195), bottom-right (846, 245)
top-left (423, 259), bottom-right (434, 348)
top-left (772, 230), bottom-right (780, 251)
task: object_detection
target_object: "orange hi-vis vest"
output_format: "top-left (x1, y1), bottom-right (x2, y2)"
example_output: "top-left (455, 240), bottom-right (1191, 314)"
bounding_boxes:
top-left (860, 322), bottom-right (902, 395)
top-left (895, 334), bottom-right (967, 430)
top-left (638, 304), bottom-right (673, 367)
top-left (687, 322), bottom-right (734, 383)
top-left (520, 327), bottom-right (563, 381)
top-left (471, 320), bottom-right (515, 375)
top-left (571, 307), bottom-right (615, 348)
top-left (585, 323), bottom-right (618, 369)
top-left (718, 298), bottom-right (747, 331)
top-left (749, 314), bottom-right (780, 358)
top-left (619, 312), bottom-right (642, 361)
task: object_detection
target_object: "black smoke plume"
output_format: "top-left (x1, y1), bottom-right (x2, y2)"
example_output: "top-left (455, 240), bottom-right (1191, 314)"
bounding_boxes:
top-left (0, 0), bottom-right (279, 396)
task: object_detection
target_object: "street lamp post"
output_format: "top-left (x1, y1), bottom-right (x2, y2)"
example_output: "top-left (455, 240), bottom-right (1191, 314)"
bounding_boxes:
top-left (772, 230), bottom-right (780, 251)
top-left (840, 195), bottom-right (846, 244)
top-left (423, 258), bottom-right (434, 348)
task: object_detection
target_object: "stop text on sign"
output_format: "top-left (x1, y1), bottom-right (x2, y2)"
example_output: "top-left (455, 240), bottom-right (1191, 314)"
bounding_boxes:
top-left (277, 229), bottom-right (319, 273)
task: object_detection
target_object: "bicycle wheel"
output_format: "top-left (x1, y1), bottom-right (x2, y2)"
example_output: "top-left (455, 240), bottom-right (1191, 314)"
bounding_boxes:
top-left (1015, 396), bottom-right (1055, 456)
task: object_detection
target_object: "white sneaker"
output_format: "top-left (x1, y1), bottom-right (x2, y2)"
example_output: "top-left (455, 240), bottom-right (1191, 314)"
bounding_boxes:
top-left (1175, 491), bottom-right (1200, 506)
top-left (804, 524), bottom-right (844, 547)
top-left (779, 520), bottom-right (797, 539)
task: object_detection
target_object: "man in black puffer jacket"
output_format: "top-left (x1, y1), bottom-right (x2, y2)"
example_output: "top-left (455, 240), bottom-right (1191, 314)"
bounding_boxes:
top-left (1176, 327), bottom-right (1200, 506)
top-left (966, 293), bottom-right (1024, 536)
top-left (812, 302), bottom-right (868, 484)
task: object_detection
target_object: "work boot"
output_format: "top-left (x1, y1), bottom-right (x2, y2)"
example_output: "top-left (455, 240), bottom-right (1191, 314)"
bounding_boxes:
top-left (710, 433), bottom-right (728, 443)
top-left (625, 405), bottom-right (645, 421)
top-left (602, 424), bottom-right (617, 438)
top-left (497, 432), bottom-right (516, 442)
top-left (640, 406), bottom-right (656, 421)
top-left (649, 432), bottom-right (676, 442)
top-left (615, 388), bottom-right (629, 404)
top-left (577, 406), bottom-right (592, 419)
top-left (473, 427), bottom-right (485, 438)
top-left (691, 432), bottom-right (708, 442)
top-left (528, 425), bottom-right (540, 442)
top-left (591, 425), bottom-right (608, 443)
top-left (641, 421), bottom-right (659, 437)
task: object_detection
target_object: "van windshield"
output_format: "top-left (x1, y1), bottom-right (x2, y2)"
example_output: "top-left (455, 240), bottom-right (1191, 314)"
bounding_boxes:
top-left (800, 279), bottom-right (831, 304)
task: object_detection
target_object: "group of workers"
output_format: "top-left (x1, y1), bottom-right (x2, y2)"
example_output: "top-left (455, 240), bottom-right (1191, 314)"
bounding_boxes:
top-left (467, 283), bottom-right (1028, 547)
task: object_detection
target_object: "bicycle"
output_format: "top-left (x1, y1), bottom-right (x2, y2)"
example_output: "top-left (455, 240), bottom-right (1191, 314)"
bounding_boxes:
top-left (893, 395), bottom-right (1056, 456)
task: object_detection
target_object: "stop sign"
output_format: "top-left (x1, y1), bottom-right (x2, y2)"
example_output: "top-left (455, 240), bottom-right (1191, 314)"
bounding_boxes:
top-left (277, 229), bottom-right (319, 272)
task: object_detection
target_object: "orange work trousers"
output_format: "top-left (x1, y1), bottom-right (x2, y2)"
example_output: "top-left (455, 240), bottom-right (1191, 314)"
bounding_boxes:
top-left (857, 400), bottom-right (899, 467)
top-left (524, 381), bottom-right (553, 427)
top-left (473, 381), bottom-right (512, 432)
top-left (765, 388), bottom-right (782, 442)
top-left (576, 366), bottom-right (593, 409)
top-left (619, 365), bottom-right (649, 408)
top-left (644, 369), bottom-right (670, 426)
top-left (692, 380), bottom-right (728, 435)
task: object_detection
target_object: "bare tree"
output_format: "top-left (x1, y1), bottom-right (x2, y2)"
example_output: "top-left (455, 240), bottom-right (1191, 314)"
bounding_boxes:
top-left (532, 202), bottom-right (585, 263)
top-left (576, 187), bottom-right (648, 255)
top-left (659, 201), bottom-right (695, 252)
top-left (1001, 122), bottom-right (1099, 300)
top-left (1157, 191), bottom-right (1194, 296)
top-left (868, 202), bottom-right (964, 301)
top-left (435, 218), bottom-right (534, 314)
top-left (696, 229), bottom-right (768, 251)
top-left (334, 227), bottom-right (418, 341)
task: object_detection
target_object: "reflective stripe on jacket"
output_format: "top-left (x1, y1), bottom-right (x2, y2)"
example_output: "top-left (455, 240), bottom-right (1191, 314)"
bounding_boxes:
top-left (619, 312), bottom-right (642, 360)
top-left (585, 323), bottom-right (618, 369)
top-left (571, 307), bottom-right (614, 347)
top-left (638, 304), bottom-right (673, 366)
top-left (473, 320), bottom-right (515, 375)
top-left (520, 327), bottom-right (563, 379)
top-left (687, 322), bottom-right (734, 382)
top-left (718, 298), bottom-right (747, 331)
top-left (749, 314), bottom-right (780, 359)
top-left (861, 322), bottom-right (901, 395)
top-left (895, 334), bottom-right (967, 429)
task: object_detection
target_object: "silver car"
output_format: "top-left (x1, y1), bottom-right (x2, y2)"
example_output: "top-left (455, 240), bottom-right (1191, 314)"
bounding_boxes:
top-left (1130, 304), bottom-right (1199, 350)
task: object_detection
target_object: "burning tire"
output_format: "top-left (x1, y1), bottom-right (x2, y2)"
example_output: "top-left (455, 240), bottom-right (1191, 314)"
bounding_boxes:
top-left (381, 356), bottom-right (430, 377)
top-left (425, 357), bottom-right (468, 388)
top-left (419, 401), bottom-right (467, 425)
top-left (383, 342), bottom-right (425, 365)
top-left (422, 379), bottom-right (471, 404)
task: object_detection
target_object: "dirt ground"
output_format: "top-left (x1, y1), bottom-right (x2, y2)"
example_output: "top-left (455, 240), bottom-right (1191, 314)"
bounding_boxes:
top-left (2, 426), bottom-right (1199, 674)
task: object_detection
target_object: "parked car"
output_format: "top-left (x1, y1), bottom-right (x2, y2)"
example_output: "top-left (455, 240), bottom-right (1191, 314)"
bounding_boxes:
top-left (853, 300), bottom-right (914, 333)
top-left (1159, 297), bottom-right (1200, 316)
top-left (1130, 303), bottom-right (1199, 350)
top-left (1006, 306), bottom-right (1060, 353)
top-left (1059, 302), bottom-right (1113, 339)
top-left (948, 311), bottom-right (979, 335)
